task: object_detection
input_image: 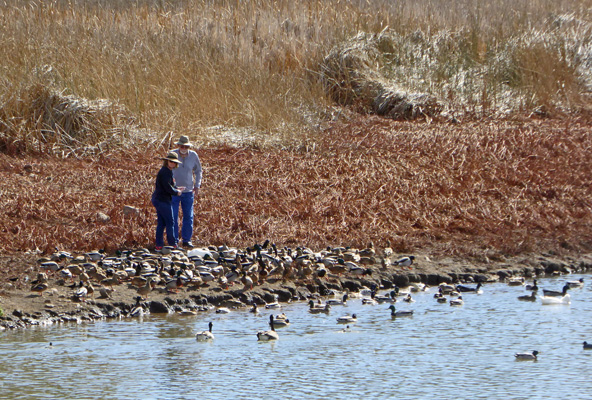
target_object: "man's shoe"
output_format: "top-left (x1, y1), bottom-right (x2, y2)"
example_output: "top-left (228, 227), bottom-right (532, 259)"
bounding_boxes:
top-left (183, 241), bottom-right (194, 248)
top-left (155, 246), bottom-right (163, 251)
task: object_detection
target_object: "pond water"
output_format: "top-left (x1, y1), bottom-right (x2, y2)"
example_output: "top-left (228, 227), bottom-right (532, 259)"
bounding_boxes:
top-left (1, 274), bottom-right (591, 399)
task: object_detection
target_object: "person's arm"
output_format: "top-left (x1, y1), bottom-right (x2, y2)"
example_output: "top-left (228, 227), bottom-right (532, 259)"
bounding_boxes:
top-left (193, 153), bottom-right (202, 194)
top-left (160, 168), bottom-right (181, 196)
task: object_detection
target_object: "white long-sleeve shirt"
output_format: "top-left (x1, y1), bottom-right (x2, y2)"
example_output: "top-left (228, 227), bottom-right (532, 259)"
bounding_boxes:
top-left (172, 149), bottom-right (202, 193)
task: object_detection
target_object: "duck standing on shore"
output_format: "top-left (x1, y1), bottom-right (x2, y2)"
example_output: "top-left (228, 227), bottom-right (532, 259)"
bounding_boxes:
top-left (392, 256), bottom-right (415, 269)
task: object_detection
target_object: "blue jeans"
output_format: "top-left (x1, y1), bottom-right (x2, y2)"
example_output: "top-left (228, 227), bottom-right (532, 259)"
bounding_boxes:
top-left (172, 191), bottom-right (194, 243)
top-left (152, 196), bottom-right (177, 247)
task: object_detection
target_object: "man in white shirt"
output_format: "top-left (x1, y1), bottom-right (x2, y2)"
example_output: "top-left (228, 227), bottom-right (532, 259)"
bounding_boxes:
top-left (172, 135), bottom-right (203, 248)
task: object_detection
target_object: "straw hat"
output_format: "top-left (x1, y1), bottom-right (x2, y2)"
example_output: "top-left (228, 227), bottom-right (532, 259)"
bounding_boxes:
top-left (161, 151), bottom-right (182, 164)
top-left (176, 135), bottom-right (193, 147)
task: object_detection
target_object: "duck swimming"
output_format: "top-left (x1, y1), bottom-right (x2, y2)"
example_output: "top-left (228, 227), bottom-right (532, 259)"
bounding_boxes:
top-left (515, 350), bottom-right (538, 360)
top-left (517, 292), bottom-right (537, 301)
top-left (525, 279), bottom-right (538, 291)
top-left (257, 315), bottom-right (279, 341)
top-left (456, 282), bottom-right (482, 293)
top-left (273, 313), bottom-right (290, 327)
top-left (388, 305), bottom-right (413, 317)
top-left (196, 322), bottom-right (215, 341)
top-left (542, 284), bottom-right (569, 297)
top-left (327, 293), bottom-right (348, 306)
top-left (566, 278), bottom-right (584, 288)
top-left (336, 313), bottom-right (357, 324)
top-left (450, 296), bottom-right (464, 306)
top-left (583, 341), bottom-right (592, 349)
top-left (308, 300), bottom-right (331, 313)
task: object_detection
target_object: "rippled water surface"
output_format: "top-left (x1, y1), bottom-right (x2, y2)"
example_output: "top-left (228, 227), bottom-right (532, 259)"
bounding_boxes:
top-left (2, 274), bottom-right (592, 399)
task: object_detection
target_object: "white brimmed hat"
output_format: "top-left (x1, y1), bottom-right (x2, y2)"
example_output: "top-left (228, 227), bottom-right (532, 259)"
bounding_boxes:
top-left (161, 151), bottom-right (182, 164)
top-left (176, 135), bottom-right (193, 147)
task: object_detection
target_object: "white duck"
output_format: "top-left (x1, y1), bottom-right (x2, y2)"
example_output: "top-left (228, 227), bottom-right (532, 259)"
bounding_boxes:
top-left (336, 313), bottom-right (357, 324)
top-left (450, 296), bottom-right (464, 306)
top-left (196, 322), bottom-right (215, 341)
top-left (540, 293), bottom-right (571, 305)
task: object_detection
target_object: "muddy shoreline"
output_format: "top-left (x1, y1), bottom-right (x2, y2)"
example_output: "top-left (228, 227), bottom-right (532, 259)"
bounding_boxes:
top-left (2, 248), bottom-right (591, 331)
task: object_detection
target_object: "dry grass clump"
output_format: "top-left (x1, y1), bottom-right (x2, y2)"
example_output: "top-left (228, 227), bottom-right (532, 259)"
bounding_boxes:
top-left (0, 116), bottom-right (590, 260)
top-left (0, 84), bottom-right (149, 156)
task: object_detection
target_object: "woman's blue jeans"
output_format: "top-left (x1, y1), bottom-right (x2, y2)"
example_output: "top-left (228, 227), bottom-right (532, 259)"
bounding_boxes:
top-left (172, 191), bottom-right (194, 243)
top-left (152, 197), bottom-right (177, 247)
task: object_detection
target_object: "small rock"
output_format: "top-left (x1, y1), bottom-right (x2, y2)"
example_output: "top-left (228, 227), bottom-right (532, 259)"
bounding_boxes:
top-left (123, 205), bottom-right (140, 216)
top-left (97, 212), bottom-right (110, 223)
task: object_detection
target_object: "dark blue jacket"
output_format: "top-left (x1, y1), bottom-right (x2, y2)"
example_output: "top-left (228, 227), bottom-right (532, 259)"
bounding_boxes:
top-left (152, 166), bottom-right (179, 203)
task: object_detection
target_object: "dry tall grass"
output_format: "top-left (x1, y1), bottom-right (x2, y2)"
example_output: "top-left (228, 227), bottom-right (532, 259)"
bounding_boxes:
top-left (0, 0), bottom-right (591, 151)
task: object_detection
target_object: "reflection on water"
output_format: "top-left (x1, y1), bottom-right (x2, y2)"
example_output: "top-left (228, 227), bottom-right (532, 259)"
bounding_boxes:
top-left (2, 274), bottom-right (592, 399)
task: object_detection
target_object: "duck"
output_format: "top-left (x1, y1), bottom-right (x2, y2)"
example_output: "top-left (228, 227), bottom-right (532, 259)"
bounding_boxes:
top-left (508, 277), bottom-right (525, 286)
top-left (525, 279), bottom-right (538, 291)
top-left (250, 303), bottom-right (259, 313)
top-left (74, 281), bottom-right (88, 302)
top-left (456, 282), bottom-right (482, 293)
top-left (392, 255), bottom-right (415, 268)
top-left (517, 292), bottom-right (537, 301)
top-left (540, 293), bottom-right (571, 305)
top-left (165, 277), bottom-right (184, 293)
top-left (583, 341), bottom-right (592, 349)
top-left (434, 289), bottom-right (447, 303)
top-left (514, 350), bottom-right (538, 360)
top-left (265, 294), bottom-right (282, 309)
top-left (308, 300), bottom-right (331, 313)
top-left (327, 293), bottom-right (348, 306)
top-left (273, 313), bottom-right (290, 327)
top-left (567, 278), bottom-right (584, 288)
top-left (130, 297), bottom-right (146, 318)
top-left (388, 305), bottom-right (414, 317)
top-left (31, 282), bottom-right (49, 297)
top-left (195, 322), bottom-right (215, 341)
top-left (361, 297), bottom-right (378, 305)
top-left (137, 278), bottom-right (153, 300)
top-left (438, 284), bottom-right (456, 295)
top-left (336, 313), bottom-right (357, 324)
top-left (542, 284), bottom-right (569, 297)
top-left (215, 307), bottom-right (231, 314)
top-left (130, 276), bottom-right (148, 287)
top-left (403, 294), bottom-right (415, 303)
top-left (257, 315), bottom-right (279, 341)
top-left (450, 296), bottom-right (464, 306)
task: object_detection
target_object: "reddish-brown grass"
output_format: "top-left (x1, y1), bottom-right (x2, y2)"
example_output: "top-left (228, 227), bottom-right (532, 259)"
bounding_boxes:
top-left (1, 115), bottom-right (590, 260)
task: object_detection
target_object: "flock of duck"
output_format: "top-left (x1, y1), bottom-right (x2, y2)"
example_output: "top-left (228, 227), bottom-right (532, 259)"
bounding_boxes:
top-left (31, 241), bottom-right (385, 302)
top-left (195, 274), bottom-right (588, 360)
top-left (28, 244), bottom-right (591, 358)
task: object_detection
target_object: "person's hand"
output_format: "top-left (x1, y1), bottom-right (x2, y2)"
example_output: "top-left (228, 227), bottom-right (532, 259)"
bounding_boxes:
top-left (177, 189), bottom-right (182, 196)
top-left (193, 187), bottom-right (200, 196)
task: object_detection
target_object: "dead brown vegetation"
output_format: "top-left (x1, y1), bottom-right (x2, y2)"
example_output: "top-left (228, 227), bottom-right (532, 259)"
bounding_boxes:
top-left (1, 115), bottom-right (590, 261)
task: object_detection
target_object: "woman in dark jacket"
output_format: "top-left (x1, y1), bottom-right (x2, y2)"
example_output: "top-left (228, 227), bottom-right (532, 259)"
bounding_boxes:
top-left (152, 152), bottom-right (183, 250)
